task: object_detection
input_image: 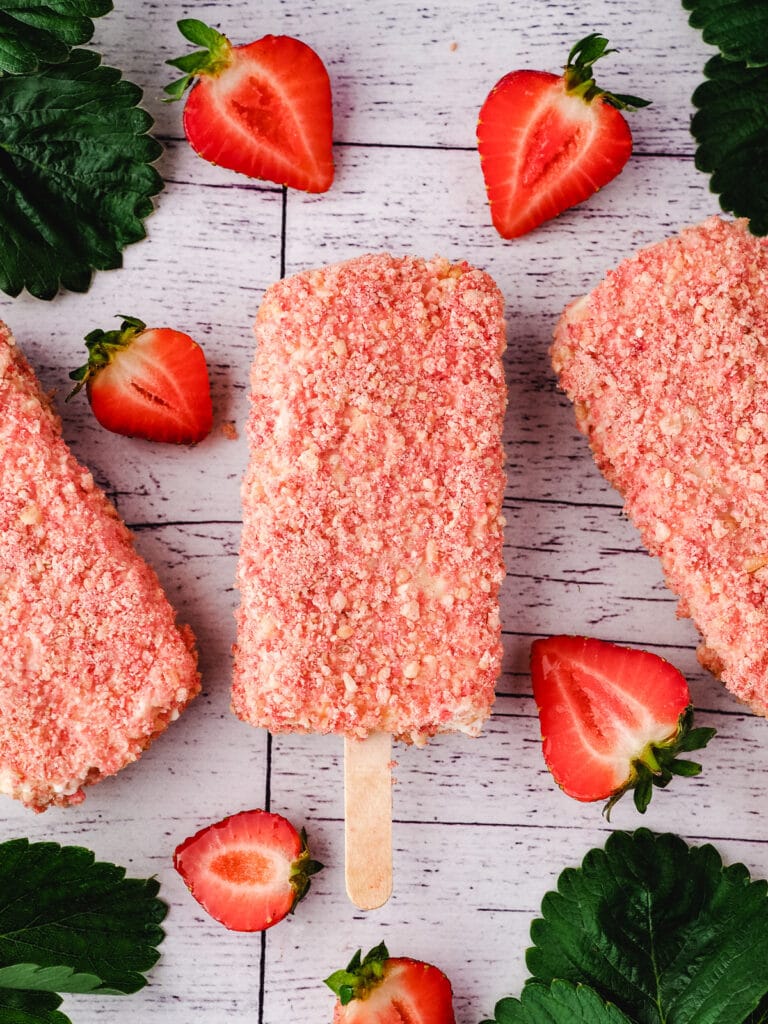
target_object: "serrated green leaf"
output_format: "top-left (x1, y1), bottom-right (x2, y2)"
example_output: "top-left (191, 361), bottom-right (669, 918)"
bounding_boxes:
top-left (683, 0), bottom-right (768, 66)
top-left (690, 55), bottom-right (768, 236)
top-left (746, 995), bottom-right (768, 1024)
top-left (0, 987), bottom-right (68, 1024)
top-left (483, 981), bottom-right (634, 1024)
top-left (0, 48), bottom-right (163, 299)
top-left (0, 964), bottom-right (105, 994)
top-left (526, 829), bottom-right (768, 1024)
top-left (0, 838), bottom-right (166, 995)
top-left (0, 1), bottom-right (112, 75)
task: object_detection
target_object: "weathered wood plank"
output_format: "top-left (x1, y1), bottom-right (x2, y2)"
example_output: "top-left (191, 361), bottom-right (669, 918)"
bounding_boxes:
top-left (0, 3), bottom-right (763, 1024)
top-left (93, 0), bottom-right (714, 154)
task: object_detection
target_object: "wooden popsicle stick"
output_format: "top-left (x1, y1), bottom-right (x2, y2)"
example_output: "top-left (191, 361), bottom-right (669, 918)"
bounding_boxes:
top-left (344, 732), bottom-right (393, 910)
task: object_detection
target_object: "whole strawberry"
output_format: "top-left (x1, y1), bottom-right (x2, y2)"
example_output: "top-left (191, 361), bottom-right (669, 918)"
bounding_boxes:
top-left (477, 33), bottom-right (650, 238)
top-left (68, 315), bottom-right (212, 444)
top-left (174, 809), bottom-right (322, 932)
top-left (531, 636), bottom-right (716, 817)
top-left (165, 19), bottom-right (334, 193)
top-left (325, 942), bottom-right (456, 1024)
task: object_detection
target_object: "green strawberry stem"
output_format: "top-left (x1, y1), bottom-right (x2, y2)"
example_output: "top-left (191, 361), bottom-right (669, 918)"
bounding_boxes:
top-left (67, 315), bottom-right (146, 397)
top-left (563, 32), bottom-right (651, 111)
top-left (164, 19), bottom-right (232, 101)
top-left (288, 829), bottom-right (323, 912)
top-left (325, 942), bottom-right (389, 1006)
top-left (604, 707), bottom-right (716, 820)
top-left (637, 744), bottom-right (662, 775)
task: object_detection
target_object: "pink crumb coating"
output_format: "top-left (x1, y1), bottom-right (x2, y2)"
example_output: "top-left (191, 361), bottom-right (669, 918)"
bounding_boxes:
top-left (551, 216), bottom-right (768, 714)
top-left (233, 253), bottom-right (507, 744)
top-left (0, 323), bottom-right (200, 810)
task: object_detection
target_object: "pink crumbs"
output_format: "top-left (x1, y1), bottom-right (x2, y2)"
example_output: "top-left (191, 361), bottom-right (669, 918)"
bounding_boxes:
top-left (233, 253), bottom-right (507, 743)
top-left (552, 217), bottom-right (768, 714)
top-left (0, 324), bottom-right (200, 810)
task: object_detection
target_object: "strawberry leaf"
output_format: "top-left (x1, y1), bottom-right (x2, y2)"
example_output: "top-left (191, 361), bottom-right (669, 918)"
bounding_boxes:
top-left (0, 965), bottom-right (105, 994)
top-left (745, 997), bottom-right (768, 1024)
top-left (683, 0), bottom-right (768, 66)
top-left (690, 55), bottom-right (768, 235)
top-left (0, 988), bottom-right (69, 1024)
top-left (0, 838), bottom-right (166, 995)
top-left (0, 1), bottom-right (112, 75)
top-left (0, 48), bottom-right (163, 299)
top-left (482, 981), bottom-right (633, 1023)
top-left (527, 830), bottom-right (768, 1024)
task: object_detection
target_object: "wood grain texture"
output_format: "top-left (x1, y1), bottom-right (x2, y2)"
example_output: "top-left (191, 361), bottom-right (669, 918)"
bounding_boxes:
top-left (0, 2), bottom-right (760, 1023)
top-left (344, 734), bottom-right (393, 910)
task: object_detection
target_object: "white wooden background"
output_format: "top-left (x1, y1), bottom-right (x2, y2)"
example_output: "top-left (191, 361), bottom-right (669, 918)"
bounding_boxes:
top-left (0, 1), bottom-right (759, 1022)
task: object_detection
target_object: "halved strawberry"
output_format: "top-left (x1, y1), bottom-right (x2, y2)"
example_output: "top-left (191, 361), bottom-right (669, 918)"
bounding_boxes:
top-left (165, 19), bottom-right (334, 193)
top-left (325, 942), bottom-right (456, 1024)
top-left (174, 809), bottom-right (322, 932)
top-left (477, 33), bottom-right (650, 238)
top-left (530, 636), bottom-right (716, 817)
top-left (68, 315), bottom-right (213, 444)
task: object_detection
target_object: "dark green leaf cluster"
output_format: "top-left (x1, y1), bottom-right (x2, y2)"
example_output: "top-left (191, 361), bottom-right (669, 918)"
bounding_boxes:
top-left (0, 1), bottom-right (112, 75)
top-left (483, 980), bottom-right (632, 1023)
top-left (0, 2), bottom-right (163, 300)
top-left (0, 51), bottom-right (163, 299)
top-left (0, 838), bottom-right (166, 1024)
top-left (685, 0), bottom-right (768, 235)
top-left (482, 829), bottom-right (768, 1024)
top-left (683, 0), bottom-right (768, 66)
top-left (690, 57), bottom-right (768, 236)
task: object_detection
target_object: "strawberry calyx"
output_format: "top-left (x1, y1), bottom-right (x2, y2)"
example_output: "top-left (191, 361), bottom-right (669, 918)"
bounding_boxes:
top-left (67, 315), bottom-right (147, 397)
top-left (563, 32), bottom-right (651, 111)
top-left (325, 942), bottom-right (389, 1005)
top-left (164, 19), bottom-right (233, 102)
top-left (288, 828), bottom-right (323, 912)
top-left (604, 706), bottom-right (716, 820)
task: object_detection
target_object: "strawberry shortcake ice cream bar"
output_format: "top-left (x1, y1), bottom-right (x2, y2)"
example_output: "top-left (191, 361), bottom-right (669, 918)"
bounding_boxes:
top-left (552, 216), bottom-right (768, 714)
top-left (233, 253), bottom-right (507, 743)
top-left (0, 323), bottom-right (200, 810)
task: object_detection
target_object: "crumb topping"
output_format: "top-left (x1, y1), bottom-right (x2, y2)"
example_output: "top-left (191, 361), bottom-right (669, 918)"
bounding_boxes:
top-left (0, 323), bottom-right (200, 810)
top-left (552, 216), bottom-right (768, 713)
top-left (233, 253), bottom-right (507, 744)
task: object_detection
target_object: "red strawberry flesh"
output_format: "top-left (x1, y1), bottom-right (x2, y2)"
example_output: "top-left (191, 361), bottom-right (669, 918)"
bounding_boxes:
top-left (477, 33), bottom-right (648, 239)
top-left (69, 317), bottom-right (213, 444)
top-left (174, 808), bottom-right (320, 931)
top-left (531, 636), bottom-right (690, 802)
top-left (179, 34), bottom-right (333, 192)
top-left (334, 962), bottom-right (453, 1023)
top-left (327, 943), bottom-right (456, 1024)
top-left (87, 327), bottom-right (212, 444)
top-left (478, 71), bottom-right (632, 239)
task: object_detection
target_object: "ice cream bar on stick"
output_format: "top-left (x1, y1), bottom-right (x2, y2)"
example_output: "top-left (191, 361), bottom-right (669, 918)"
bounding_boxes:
top-left (0, 322), bottom-right (200, 811)
top-left (233, 253), bottom-right (507, 908)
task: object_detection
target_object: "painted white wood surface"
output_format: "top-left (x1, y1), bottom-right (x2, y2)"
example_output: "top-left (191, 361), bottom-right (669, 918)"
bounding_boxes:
top-left (0, 1), bottom-right (756, 1022)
